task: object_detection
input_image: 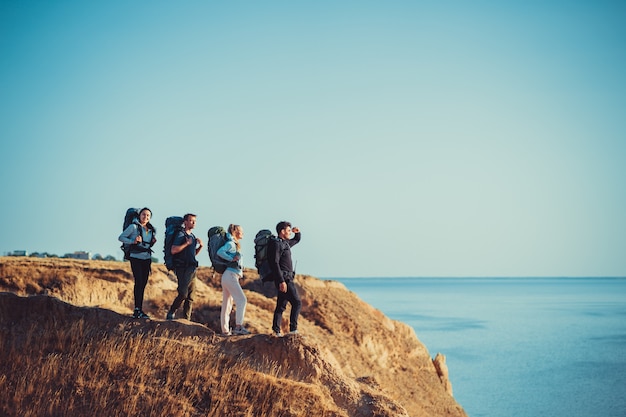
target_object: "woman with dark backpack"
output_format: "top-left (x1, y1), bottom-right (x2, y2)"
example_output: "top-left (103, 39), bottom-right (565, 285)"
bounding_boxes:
top-left (118, 207), bottom-right (157, 318)
top-left (217, 224), bottom-right (250, 336)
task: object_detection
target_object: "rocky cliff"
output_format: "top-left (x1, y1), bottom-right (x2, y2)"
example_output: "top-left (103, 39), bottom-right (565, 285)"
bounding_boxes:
top-left (0, 257), bottom-right (467, 417)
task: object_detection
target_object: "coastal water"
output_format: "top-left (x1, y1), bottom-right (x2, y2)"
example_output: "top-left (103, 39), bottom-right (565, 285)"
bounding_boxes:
top-left (330, 277), bottom-right (626, 417)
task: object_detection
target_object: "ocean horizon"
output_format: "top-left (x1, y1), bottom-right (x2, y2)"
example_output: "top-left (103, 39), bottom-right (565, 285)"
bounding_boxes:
top-left (325, 276), bottom-right (626, 417)
top-left (329, 276), bottom-right (626, 279)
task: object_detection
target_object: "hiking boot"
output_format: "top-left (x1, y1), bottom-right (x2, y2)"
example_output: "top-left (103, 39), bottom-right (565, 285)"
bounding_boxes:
top-left (133, 308), bottom-right (149, 319)
top-left (182, 301), bottom-right (192, 321)
top-left (233, 326), bottom-right (250, 335)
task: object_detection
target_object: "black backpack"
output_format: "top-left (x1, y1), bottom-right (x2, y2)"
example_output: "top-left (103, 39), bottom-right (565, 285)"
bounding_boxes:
top-left (254, 229), bottom-right (277, 282)
top-left (121, 208), bottom-right (140, 260)
top-left (207, 226), bottom-right (229, 273)
top-left (164, 216), bottom-right (184, 270)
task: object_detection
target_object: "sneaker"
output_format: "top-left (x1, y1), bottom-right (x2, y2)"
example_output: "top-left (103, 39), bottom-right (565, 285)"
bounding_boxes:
top-left (166, 311), bottom-right (174, 320)
top-left (222, 331), bottom-right (232, 336)
top-left (133, 308), bottom-right (149, 319)
top-left (233, 326), bottom-right (250, 335)
top-left (273, 331), bottom-right (283, 337)
top-left (289, 329), bottom-right (298, 335)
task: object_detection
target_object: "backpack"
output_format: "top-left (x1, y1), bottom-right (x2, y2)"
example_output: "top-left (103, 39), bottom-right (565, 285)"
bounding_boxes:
top-left (164, 216), bottom-right (184, 270)
top-left (121, 208), bottom-right (140, 260)
top-left (207, 226), bottom-right (229, 273)
top-left (254, 229), bottom-right (277, 282)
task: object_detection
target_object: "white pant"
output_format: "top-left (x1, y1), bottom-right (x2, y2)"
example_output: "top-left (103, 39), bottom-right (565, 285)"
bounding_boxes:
top-left (220, 270), bottom-right (247, 334)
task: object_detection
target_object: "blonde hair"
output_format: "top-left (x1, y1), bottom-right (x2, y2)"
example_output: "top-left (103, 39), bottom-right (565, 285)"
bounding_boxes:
top-left (228, 224), bottom-right (241, 251)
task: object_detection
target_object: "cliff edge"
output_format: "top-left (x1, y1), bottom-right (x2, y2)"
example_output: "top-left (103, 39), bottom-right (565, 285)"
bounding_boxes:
top-left (0, 257), bottom-right (467, 417)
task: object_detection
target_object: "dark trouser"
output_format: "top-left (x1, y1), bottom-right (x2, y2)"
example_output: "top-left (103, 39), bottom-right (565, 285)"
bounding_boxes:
top-left (272, 280), bottom-right (302, 333)
top-left (130, 258), bottom-right (151, 310)
top-left (169, 265), bottom-right (197, 320)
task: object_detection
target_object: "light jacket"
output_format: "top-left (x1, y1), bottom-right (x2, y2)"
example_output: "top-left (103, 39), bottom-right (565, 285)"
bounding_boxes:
top-left (118, 221), bottom-right (154, 260)
top-left (217, 233), bottom-right (243, 276)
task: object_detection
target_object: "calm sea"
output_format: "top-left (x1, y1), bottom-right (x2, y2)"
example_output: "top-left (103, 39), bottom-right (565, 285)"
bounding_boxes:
top-left (329, 277), bottom-right (626, 417)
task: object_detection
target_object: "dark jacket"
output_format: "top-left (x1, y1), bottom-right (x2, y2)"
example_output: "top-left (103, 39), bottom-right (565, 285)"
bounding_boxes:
top-left (268, 232), bottom-right (301, 284)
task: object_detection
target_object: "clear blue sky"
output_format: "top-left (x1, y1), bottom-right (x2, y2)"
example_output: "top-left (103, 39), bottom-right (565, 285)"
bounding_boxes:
top-left (1, 1), bottom-right (625, 277)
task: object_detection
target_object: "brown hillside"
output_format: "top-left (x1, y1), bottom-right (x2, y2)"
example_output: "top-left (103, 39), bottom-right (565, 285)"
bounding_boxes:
top-left (0, 257), bottom-right (467, 417)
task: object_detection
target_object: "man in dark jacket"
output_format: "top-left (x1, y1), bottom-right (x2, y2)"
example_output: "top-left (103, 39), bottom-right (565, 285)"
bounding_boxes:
top-left (268, 221), bottom-right (301, 336)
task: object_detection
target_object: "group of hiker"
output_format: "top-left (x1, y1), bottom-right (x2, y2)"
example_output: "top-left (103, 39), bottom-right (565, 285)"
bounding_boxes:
top-left (118, 208), bottom-right (302, 337)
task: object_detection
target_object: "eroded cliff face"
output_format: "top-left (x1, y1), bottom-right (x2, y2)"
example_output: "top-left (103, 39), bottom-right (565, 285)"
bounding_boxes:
top-left (0, 257), bottom-right (467, 417)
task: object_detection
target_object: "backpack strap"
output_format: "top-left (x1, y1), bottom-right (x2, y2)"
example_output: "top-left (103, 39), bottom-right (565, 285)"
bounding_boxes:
top-left (146, 222), bottom-right (156, 247)
top-left (133, 223), bottom-right (157, 254)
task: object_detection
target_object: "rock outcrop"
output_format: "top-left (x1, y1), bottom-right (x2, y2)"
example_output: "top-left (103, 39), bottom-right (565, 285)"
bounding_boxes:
top-left (433, 353), bottom-right (453, 396)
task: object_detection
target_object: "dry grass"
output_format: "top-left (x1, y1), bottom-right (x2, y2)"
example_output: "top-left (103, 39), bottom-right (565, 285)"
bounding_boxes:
top-left (0, 314), bottom-right (341, 417)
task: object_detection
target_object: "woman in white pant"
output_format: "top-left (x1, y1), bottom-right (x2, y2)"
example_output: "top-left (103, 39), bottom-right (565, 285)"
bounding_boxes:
top-left (217, 224), bottom-right (250, 336)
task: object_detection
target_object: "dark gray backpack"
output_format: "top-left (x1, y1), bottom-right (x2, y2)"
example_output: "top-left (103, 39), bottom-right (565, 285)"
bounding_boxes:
top-left (164, 216), bottom-right (184, 270)
top-left (207, 226), bottom-right (229, 273)
top-left (254, 229), bottom-right (278, 282)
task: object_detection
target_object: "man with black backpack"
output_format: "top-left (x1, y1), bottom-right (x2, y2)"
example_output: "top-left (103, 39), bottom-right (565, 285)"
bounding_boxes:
top-left (268, 221), bottom-right (302, 337)
top-left (166, 213), bottom-right (204, 321)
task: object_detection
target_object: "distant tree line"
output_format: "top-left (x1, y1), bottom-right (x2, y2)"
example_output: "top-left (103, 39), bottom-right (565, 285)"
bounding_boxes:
top-left (4, 251), bottom-right (159, 263)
